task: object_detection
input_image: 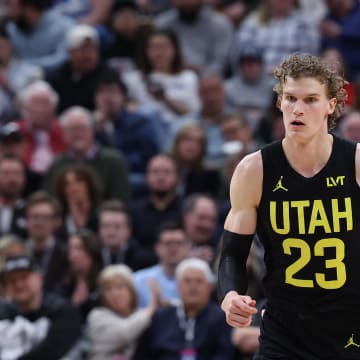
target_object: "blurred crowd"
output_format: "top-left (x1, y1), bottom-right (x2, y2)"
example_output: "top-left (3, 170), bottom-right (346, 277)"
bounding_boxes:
top-left (0, 0), bottom-right (360, 359)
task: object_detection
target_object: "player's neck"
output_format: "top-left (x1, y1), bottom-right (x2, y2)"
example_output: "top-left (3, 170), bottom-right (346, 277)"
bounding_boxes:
top-left (282, 133), bottom-right (333, 178)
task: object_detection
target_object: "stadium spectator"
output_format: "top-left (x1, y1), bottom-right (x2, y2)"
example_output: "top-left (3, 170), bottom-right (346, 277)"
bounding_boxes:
top-left (155, 0), bottom-right (233, 76)
top-left (44, 106), bottom-right (130, 202)
top-left (169, 123), bottom-right (223, 197)
top-left (0, 24), bottom-right (42, 123)
top-left (46, 24), bottom-right (110, 112)
top-left (320, 0), bottom-right (360, 81)
top-left (17, 81), bottom-right (66, 175)
top-left (102, 0), bottom-right (151, 72)
top-left (224, 45), bottom-right (274, 130)
top-left (338, 110), bottom-right (360, 142)
top-left (0, 255), bottom-right (82, 359)
top-left (182, 194), bottom-right (218, 264)
top-left (53, 164), bottom-right (102, 235)
top-left (5, 0), bottom-right (73, 71)
top-left (0, 235), bottom-right (27, 296)
top-left (220, 112), bottom-right (260, 188)
top-left (134, 222), bottom-right (188, 308)
top-left (93, 69), bottom-right (160, 193)
top-left (0, 122), bottom-right (42, 196)
top-left (99, 200), bottom-right (150, 270)
top-left (87, 264), bottom-right (160, 360)
top-left (123, 28), bottom-right (200, 125)
top-left (130, 154), bottom-right (182, 255)
top-left (0, 156), bottom-right (27, 238)
top-left (133, 258), bottom-right (234, 360)
top-left (234, 0), bottom-right (319, 75)
top-left (58, 229), bottom-right (102, 322)
top-left (25, 191), bottom-right (68, 293)
top-left (320, 47), bottom-right (356, 108)
top-left (186, 76), bottom-right (227, 164)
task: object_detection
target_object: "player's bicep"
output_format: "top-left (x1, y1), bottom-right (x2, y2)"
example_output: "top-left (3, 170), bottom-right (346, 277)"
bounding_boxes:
top-left (355, 144), bottom-right (360, 187)
top-left (224, 152), bottom-right (262, 234)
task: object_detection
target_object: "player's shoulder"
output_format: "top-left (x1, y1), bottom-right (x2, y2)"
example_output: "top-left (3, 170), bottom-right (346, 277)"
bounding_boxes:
top-left (233, 150), bottom-right (263, 179)
top-left (355, 142), bottom-right (360, 171)
top-left (355, 142), bottom-right (360, 156)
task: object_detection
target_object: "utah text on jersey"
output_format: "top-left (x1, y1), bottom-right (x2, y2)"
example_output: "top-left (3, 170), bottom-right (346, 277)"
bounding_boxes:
top-left (269, 197), bottom-right (352, 290)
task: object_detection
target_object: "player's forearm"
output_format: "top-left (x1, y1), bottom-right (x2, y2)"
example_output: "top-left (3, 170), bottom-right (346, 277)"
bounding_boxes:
top-left (217, 230), bottom-right (253, 300)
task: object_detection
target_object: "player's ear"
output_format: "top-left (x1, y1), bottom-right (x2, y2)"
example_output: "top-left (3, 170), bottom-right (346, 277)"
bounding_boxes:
top-left (327, 97), bottom-right (337, 115)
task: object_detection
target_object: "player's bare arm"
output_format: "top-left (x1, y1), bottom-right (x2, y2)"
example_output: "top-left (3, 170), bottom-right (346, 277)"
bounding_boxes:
top-left (355, 144), bottom-right (360, 186)
top-left (219, 151), bottom-right (263, 328)
top-left (224, 151), bottom-right (263, 234)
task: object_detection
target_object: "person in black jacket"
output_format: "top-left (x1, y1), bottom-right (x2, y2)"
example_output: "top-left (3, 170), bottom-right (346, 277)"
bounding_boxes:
top-left (98, 199), bottom-right (152, 270)
top-left (0, 255), bottom-right (82, 360)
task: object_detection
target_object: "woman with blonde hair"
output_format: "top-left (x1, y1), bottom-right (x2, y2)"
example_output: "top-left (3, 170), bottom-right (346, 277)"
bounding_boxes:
top-left (87, 264), bottom-right (160, 360)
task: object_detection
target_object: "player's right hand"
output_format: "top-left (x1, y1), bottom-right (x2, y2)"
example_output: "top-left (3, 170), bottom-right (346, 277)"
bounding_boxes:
top-left (221, 291), bottom-right (257, 328)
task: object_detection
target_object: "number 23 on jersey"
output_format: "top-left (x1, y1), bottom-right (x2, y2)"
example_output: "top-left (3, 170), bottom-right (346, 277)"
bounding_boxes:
top-left (283, 237), bottom-right (346, 290)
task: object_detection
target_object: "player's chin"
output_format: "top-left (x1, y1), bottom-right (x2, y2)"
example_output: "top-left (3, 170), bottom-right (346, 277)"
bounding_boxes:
top-left (286, 129), bottom-right (312, 142)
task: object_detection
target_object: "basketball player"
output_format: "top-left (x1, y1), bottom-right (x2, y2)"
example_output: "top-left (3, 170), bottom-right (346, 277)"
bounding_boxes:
top-left (218, 53), bottom-right (360, 359)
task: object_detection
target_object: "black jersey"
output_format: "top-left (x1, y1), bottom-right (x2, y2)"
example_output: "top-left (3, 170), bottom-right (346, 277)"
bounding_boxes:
top-left (257, 134), bottom-right (360, 313)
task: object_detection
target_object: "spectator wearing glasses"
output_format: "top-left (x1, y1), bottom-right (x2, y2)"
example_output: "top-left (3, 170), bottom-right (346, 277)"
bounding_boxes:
top-left (24, 191), bottom-right (68, 293)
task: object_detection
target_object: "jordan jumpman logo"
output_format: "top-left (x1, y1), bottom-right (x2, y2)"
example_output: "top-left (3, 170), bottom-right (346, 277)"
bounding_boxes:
top-left (273, 176), bottom-right (288, 192)
top-left (345, 334), bottom-right (360, 349)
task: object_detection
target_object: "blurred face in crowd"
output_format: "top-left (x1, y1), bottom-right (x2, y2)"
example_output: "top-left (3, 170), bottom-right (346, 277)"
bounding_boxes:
top-left (221, 116), bottom-right (251, 144)
top-left (112, 8), bottom-right (139, 36)
top-left (64, 171), bottom-right (90, 203)
top-left (0, 158), bottom-right (25, 200)
top-left (183, 197), bottom-right (217, 245)
top-left (5, 0), bottom-right (22, 20)
top-left (0, 36), bottom-right (12, 65)
top-left (178, 267), bottom-right (212, 312)
top-left (22, 90), bottom-right (56, 130)
top-left (101, 276), bottom-right (134, 316)
top-left (0, 139), bottom-right (25, 160)
top-left (4, 270), bottom-right (42, 311)
top-left (199, 77), bottom-right (224, 116)
top-left (146, 155), bottom-right (178, 195)
top-left (340, 112), bottom-right (360, 142)
top-left (321, 48), bottom-right (344, 75)
top-left (6, 0), bottom-right (37, 33)
top-left (156, 229), bottom-right (188, 267)
top-left (173, 0), bottom-right (203, 22)
top-left (99, 211), bottom-right (131, 249)
top-left (68, 235), bottom-right (93, 276)
top-left (69, 41), bottom-right (99, 73)
top-left (147, 34), bottom-right (175, 72)
top-left (239, 59), bottom-right (263, 83)
top-left (95, 84), bottom-right (126, 119)
top-left (26, 202), bottom-right (56, 242)
top-left (62, 112), bottom-right (94, 153)
top-left (269, 0), bottom-right (295, 17)
top-left (176, 127), bottom-right (205, 165)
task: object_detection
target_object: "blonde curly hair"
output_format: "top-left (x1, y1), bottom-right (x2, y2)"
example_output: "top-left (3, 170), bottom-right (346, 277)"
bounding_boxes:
top-left (273, 53), bottom-right (348, 129)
